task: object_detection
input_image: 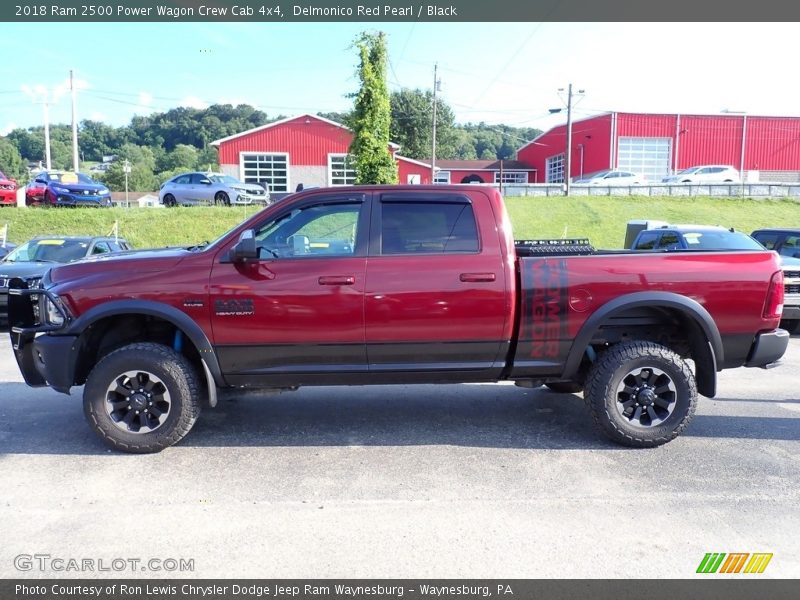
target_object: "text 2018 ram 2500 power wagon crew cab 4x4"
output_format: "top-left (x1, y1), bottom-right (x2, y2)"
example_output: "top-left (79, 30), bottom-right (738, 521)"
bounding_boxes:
top-left (7, 186), bottom-right (789, 452)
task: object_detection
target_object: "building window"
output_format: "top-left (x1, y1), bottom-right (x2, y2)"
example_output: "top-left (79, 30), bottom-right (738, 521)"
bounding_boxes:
top-left (434, 170), bottom-right (451, 184)
top-left (328, 154), bottom-right (357, 186)
top-left (546, 154), bottom-right (565, 183)
top-left (494, 171), bottom-right (528, 184)
top-left (617, 137), bottom-right (672, 184)
top-left (241, 152), bottom-right (289, 192)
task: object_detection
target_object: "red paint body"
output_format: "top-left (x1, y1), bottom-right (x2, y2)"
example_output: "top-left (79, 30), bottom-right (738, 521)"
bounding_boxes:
top-left (44, 186), bottom-right (783, 384)
top-left (0, 172), bottom-right (17, 205)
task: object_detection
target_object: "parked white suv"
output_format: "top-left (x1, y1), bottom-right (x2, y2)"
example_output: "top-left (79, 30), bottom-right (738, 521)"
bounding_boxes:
top-left (662, 165), bottom-right (741, 184)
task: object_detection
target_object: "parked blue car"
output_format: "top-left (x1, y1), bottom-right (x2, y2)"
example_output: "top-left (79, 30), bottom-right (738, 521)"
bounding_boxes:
top-left (33, 171), bottom-right (112, 207)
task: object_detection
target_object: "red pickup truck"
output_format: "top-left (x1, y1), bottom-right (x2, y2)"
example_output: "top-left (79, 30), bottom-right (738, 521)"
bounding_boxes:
top-left (8, 185), bottom-right (789, 453)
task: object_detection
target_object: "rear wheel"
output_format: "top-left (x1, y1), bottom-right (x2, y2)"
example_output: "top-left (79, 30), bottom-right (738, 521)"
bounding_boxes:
top-left (83, 342), bottom-right (201, 453)
top-left (163, 193), bottom-right (177, 207)
top-left (584, 341), bottom-right (697, 447)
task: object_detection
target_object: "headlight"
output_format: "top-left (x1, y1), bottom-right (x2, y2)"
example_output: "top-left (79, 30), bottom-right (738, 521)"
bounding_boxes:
top-left (98, 188), bottom-right (109, 194)
top-left (52, 186), bottom-right (70, 194)
top-left (40, 294), bottom-right (70, 327)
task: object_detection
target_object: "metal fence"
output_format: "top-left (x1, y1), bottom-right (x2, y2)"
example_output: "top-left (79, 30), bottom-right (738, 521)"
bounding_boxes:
top-left (500, 183), bottom-right (800, 199)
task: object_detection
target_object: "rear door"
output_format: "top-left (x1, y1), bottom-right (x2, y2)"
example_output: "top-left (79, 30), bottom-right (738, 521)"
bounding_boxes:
top-left (363, 190), bottom-right (509, 379)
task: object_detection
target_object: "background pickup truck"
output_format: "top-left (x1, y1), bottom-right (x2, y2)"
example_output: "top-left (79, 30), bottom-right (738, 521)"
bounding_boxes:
top-left (8, 185), bottom-right (789, 453)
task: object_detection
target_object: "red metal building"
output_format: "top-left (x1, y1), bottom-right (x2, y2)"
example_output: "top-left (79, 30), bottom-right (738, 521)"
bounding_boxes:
top-left (517, 112), bottom-right (800, 184)
top-left (431, 160), bottom-right (537, 185)
top-left (211, 114), bottom-right (434, 191)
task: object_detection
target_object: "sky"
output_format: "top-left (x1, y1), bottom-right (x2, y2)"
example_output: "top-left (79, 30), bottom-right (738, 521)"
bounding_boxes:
top-left (2, 22), bottom-right (800, 141)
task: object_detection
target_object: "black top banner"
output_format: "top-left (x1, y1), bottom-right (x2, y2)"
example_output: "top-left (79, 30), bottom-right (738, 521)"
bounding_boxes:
top-left (4, 0), bottom-right (800, 22)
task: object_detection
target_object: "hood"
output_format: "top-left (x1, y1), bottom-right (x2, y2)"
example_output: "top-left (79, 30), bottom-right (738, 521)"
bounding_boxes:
top-left (779, 255), bottom-right (800, 267)
top-left (47, 247), bottom-right (191, 285)
top-left (0, 261), bottom-right (51, 280)
top-left (51, 181), bottom-right (107, 193)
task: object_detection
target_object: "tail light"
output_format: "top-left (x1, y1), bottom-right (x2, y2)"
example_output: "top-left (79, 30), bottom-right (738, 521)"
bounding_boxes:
top-left (763, 270), bottom-right (784, 319)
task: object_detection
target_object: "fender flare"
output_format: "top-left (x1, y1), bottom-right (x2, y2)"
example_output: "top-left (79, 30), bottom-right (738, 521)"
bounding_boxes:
top-left (562, 292), bottom-right (723, 396)
top-left (64, 299), bottom-right (225, 387)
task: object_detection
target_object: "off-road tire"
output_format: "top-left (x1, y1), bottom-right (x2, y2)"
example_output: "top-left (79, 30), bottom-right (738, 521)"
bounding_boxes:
top-left (584, 341), bottom-right (697, 448)
top-left (83, 342), bottom-right (201, 453)
top-left (545, 381), bottom-right (584, 394)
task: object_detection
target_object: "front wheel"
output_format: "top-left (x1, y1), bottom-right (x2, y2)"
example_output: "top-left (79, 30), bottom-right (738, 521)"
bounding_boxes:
top-left (214, 191), bottom-right (230, 206)
top-left (83, 342), bottom-right (201, 453)
top-left (584, 341), bottom-right (697, 448)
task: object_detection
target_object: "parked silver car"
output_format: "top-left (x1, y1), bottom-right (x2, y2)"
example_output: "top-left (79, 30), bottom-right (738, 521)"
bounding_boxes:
top-left (661, 165), bottom-right (741, 184)
top-left (159, 172), bottom-right (270, 207)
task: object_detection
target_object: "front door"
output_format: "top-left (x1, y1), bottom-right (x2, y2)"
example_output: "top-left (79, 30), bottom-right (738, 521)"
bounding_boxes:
top-left (210, 192), bottom-right (370, 386)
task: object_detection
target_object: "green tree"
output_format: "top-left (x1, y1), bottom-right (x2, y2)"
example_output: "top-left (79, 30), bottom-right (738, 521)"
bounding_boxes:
top-left (163, 144), bottom-right (199, 171)
top-left (102, 161), bottom-right (157, 192)
top-left (0, 137), bottom-right (27, 181)
top-left (349, 31), bottom-right (397, 184)
top-left (390, 88), bottom-right (457, 160)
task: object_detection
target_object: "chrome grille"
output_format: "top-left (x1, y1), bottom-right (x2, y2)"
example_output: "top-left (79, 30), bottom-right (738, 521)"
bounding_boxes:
top-left (783, 270), bottom-right (800, 279)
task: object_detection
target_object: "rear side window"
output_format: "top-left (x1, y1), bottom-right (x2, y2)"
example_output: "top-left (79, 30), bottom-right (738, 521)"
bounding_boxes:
top-left (380, 201), bottom-right (479, 254)
top-left (752, 233), bottom-right (778, 250)
top-left (634, 231), bottom-right (660, 250)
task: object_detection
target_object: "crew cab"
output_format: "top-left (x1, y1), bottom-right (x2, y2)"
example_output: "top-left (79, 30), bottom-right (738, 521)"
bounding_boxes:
top-left (7, 186), bottom-right (788, 453)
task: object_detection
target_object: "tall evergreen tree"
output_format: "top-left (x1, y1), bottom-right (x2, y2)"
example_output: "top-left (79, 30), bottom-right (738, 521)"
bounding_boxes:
top-left (349, 31), bottom-right (397, 184)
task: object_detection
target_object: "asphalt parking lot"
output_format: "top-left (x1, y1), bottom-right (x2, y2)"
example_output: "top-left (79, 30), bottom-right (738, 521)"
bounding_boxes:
top-left (0, 335), bottom-right (798, 579)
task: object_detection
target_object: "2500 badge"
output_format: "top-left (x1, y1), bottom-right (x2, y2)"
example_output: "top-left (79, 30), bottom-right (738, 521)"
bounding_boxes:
top-left (214, 298), bottom-right (255, 316)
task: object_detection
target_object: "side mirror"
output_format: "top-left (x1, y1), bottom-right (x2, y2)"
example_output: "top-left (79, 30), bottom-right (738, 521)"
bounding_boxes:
top-left (230, 230), bottom-right (258, 262)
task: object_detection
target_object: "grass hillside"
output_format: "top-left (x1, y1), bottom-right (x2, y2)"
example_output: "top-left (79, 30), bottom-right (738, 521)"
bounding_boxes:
top-left (1, 196), bottom-right (798, 250)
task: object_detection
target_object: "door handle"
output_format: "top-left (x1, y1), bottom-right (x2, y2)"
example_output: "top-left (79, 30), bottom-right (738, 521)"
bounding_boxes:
top-left (459, 272), bottom-right (496, 283)
top-left (318, 275), bottom-right (355, 286)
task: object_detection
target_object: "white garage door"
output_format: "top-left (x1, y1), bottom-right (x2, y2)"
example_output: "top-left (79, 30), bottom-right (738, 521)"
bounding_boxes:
top-left (618, 137), bottom-right (671, 183)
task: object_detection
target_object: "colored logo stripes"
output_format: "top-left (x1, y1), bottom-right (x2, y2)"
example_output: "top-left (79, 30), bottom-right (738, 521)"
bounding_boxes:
top-left (696, 553), bottom-right (773, 574)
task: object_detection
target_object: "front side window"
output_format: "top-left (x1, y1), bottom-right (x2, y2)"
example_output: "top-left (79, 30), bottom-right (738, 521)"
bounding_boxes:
top-left (254, 201), bottom-right (362, 258)
top-left (241, 153), bottom-right (289, 192)
top-left (380, 200), bottom-right (479, 255)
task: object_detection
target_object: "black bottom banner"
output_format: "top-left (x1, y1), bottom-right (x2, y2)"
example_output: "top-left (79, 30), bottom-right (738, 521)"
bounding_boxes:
top-left (1, 579), bottom-right (799, 600)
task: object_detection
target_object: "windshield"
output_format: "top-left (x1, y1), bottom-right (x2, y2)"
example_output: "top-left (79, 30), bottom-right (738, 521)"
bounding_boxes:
top-left (209, 175), bottom-right (240, 184)
top-left (677, 167), bottom-right (700, 175)
top-left (48, 172), bottom-right (96, 185)
top-left (3, 239), bottom-right (90, 263)
top-left (681, 231), bottom-right (765, 250)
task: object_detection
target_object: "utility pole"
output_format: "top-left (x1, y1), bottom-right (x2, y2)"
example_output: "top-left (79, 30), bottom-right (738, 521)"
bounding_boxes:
top-left (552, 84), bottom-right (584, 196)
top-left (42, 92), bottom-right (52, 170)
top-left (70, 69), bottom-right (79, 172)
top-left (431, 63), bottom-right (439, 183)
top-left (564, 83), bottom-right (574, 196)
